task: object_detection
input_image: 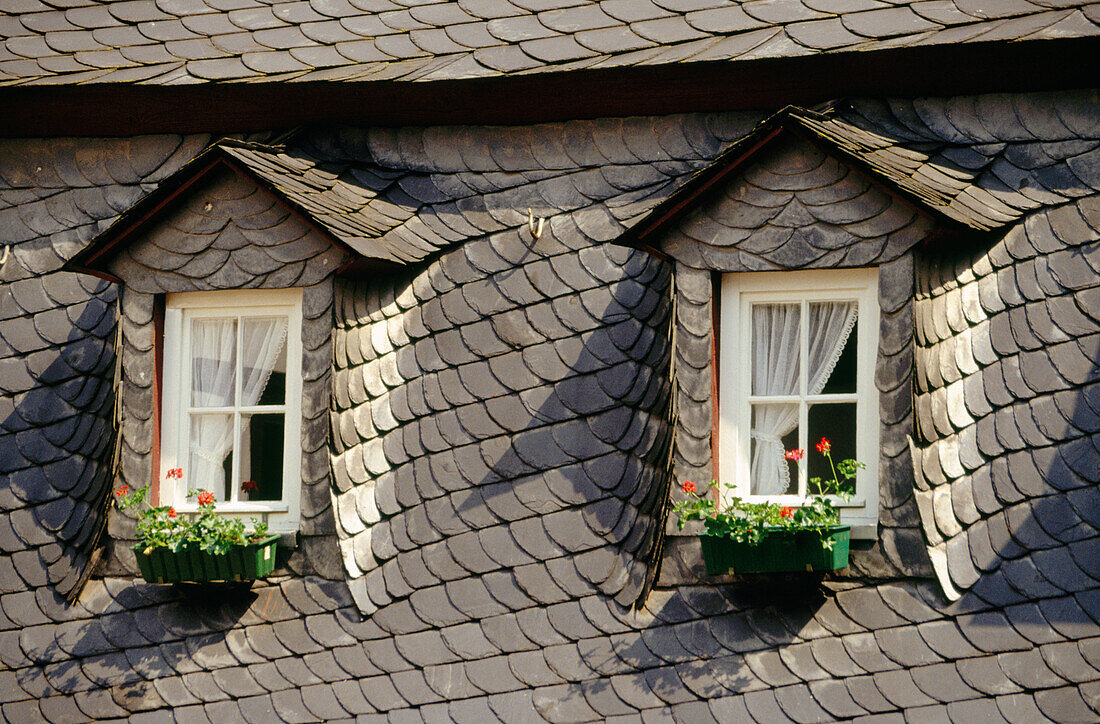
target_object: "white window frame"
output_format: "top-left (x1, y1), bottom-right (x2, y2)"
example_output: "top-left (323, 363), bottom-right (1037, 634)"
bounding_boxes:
top-left (160, 288), bottom-right (303, 533)
top-left (718, 268), bottom-right (880, 535)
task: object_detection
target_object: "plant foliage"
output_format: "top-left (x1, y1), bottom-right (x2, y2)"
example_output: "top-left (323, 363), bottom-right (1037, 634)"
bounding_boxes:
top-left (672, 439), bottom-right (863, 548)
top-left (115, 474), bottom-right (271, 556)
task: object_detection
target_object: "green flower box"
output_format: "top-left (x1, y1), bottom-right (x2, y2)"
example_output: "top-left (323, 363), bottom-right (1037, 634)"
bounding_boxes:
top-left (131, 535), bottom-right (279, 583)
top-left (700, 525), bottom-right (850, 575)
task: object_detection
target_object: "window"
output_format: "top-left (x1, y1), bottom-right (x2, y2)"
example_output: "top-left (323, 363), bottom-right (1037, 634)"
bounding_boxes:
top-left (160, 289), bottom-right (303, 532)
top-left (718, 268), bottom-right (879, 534)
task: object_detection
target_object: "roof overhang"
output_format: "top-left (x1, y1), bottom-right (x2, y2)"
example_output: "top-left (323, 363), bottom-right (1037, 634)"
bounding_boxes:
top-left (616, 104), bottom-right (1004, 257)
top-left (3, 36), bottom-right (1098, 138)
top-left (64, 142), bottom-right (398, 281)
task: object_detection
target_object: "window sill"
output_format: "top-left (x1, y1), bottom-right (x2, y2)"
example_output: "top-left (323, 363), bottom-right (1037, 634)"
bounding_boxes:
top-left (849, 523), bottom-right (876, 539)
top-left (171, 502), bottom-right (289, 515)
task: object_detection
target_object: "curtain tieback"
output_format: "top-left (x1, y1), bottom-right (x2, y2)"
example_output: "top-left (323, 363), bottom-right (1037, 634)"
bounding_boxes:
top-left (193, 449), bottom-right (224, 463)
top-left (750, 430), bottom-right (782, 445)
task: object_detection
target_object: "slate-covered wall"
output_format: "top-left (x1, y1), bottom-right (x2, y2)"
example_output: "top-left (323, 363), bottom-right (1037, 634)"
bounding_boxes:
top-left (911, 196), bottom-right (1100, 600)
top-left (329, 231), bottom-right (673, 614)
top-left (104, 169), bottom-right (349, 579)
top-left (0, 134), bottom-right (211, 599)
top-left (0, 101), bottom-right (1098, 722)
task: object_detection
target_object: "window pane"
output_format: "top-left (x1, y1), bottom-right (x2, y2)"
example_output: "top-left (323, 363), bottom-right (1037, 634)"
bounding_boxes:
top-left (751, 303), bottom-right (800, 397)
top-left (750, 403), bottom-right (799, 495)
top-left (239, 412), bottom-right (284, 502)
top-left (807, 402), bottom-right (857, 496)
top-left (809, 302), bottom-right (857, 395)
top-left (241, 317), bottom-right (287, 406)
top-left (189, 413), bottom-right (233, 500)
top-left (191, 318), bottom-right (236, 408)
top-left (819, 318), bottom-right (857, 394)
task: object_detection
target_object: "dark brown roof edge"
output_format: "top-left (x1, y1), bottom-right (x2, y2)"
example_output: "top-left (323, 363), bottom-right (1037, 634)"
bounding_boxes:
top-left (63, 141), bottom-right (400, 278)
top-left (64, 148), bottom-right (224, 277)
top-left (616, 111), bottom-right (792, 251)
top-left (3, 36), bottom-right (1097, 137)
top-left (614, 103), bottom-right (999, 253)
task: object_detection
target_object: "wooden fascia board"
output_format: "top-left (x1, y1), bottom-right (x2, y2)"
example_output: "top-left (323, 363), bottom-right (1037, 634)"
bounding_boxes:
top-left (0, 36), bottom-right (1096, 137)
top-left (619, 109), bottom-right (996, 259)
top-left (65, 152), bottom-right (224, 277)
top-left (67, 147), bottom-right (407, 278)
top-left (336, 256), bottom-right (405, 277)
top-left (621, 125), bottom-right (787, 250)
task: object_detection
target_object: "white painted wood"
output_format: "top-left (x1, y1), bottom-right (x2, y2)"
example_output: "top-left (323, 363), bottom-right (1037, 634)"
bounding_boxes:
top-left (160, 288), bottom-right (303, 532)
top-left (719, 268), bottom-right (881, 534)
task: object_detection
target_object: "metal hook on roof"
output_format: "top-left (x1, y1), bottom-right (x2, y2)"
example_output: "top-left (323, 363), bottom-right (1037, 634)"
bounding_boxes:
top-left (527, 209), bottom-right (545, 240)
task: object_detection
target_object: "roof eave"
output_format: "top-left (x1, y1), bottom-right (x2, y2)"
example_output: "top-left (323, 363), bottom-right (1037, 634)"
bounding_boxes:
top-left (63, 149), bottom-right (225, 277)
top-left (4, 36), bottom-right (1098, 138)
top-left (64, 142), bottom-right (404, 279)
top-left (615, 105), bottom-right (991, 255)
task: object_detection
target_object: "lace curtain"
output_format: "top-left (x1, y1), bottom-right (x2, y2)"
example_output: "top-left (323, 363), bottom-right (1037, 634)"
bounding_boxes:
top-left (749, 301), bottom-right (857, 495)
top-left (188, 317), bottom-right (287, 499)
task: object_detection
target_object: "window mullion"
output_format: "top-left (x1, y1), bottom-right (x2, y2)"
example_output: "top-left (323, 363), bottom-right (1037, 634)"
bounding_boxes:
top-left (231, 318), bottom-right (242, 503)
top-left (800, 300), bottom-right (809, 497)
top-left (178, 313), bottom-right (190, 506)
top-left (798, 402), bottom-right (807, 497)
top-left (800, 299), bottom-right (808, 398)
top-left (230, 413), bottom-right (241, 503)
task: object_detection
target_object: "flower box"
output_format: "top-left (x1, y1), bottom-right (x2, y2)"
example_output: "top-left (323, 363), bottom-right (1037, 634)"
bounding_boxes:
top-left (699, 525), bottom-right (850, 575)
top-left (131, 535), bottom-right (279, 583)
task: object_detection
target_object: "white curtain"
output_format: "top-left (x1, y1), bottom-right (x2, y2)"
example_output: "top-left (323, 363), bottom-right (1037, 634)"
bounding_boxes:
top-left (189, 316), bottom-right (287, 499)
top-left (749, 301), bottom-right (857, 495)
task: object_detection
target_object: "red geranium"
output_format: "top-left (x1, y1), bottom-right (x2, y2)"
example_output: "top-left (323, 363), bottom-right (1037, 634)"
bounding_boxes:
top-left (167, 508), bottom-right (177, 519)
top-left (815, 437), bottom-right (831, 454)
top-left (784, 448), bottom-right (804, 461)
top-left (165, 468), bottom-right (183, 480)
top-left (682, 481), bottom-right (696, 494)
top-left (115, 485), bottom-right (130, 497)
top-left (242, 480), bottom-right (258, 493)
top-left (197, 490), bottom-right (215, 506)
top-left (780, 506), bottom-right (794, 519)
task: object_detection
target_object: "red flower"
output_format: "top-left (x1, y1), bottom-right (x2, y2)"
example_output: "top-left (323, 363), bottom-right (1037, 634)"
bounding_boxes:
top-left (682, 481), bottom-right (696, 494)
top-left (242, 480), bottom-right (258, 493)
top-left (197, 490), bottom-right (215, 506)
top-left (165, 468), bottom-right (183, 480)
top-left (780, 506), bottom-right (794, 519)
top-left (815, 437), bottom-right (831, 454)
top-left (784, 448), bottom-right (804, 461)
top-left (115, 485), bottom-right (130, 497)
top-left (167, 508), bottom-right (177, 519)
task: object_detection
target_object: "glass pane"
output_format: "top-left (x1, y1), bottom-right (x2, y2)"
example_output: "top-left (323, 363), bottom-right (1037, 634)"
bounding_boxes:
top-left (191, 318), bottom-right (236, 408)
top-left (189, 413), bottom-right (233, 501)
top-left (807, 402), bottom-right (857, 496)
top-left (819, 318), bottom-right (857, 394)
top-left (242, 317), bottom-right (287, 406)
top-left (809, 302), bottom-right (857, 395)
top-left (750, 403), bottom-right (798, 495)
top-left (239, 413), bottom-right (284, 502)
top-left (751, 303), bottom-right (800, 397)
top-left (258, 372), bottom-right (286, 406)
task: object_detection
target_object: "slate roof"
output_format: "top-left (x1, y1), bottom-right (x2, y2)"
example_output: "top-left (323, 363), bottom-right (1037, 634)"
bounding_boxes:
top-left (1, 0), bottom-right (1099, 86)
top-left (624, 96), bottom-right (1100, 247)
top-left (69, 112), bottom-right (761, 272)
top-left (2, 572), bottom-right (1099, 722)
top-left (71, 91), bottom-right (1100, 277)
